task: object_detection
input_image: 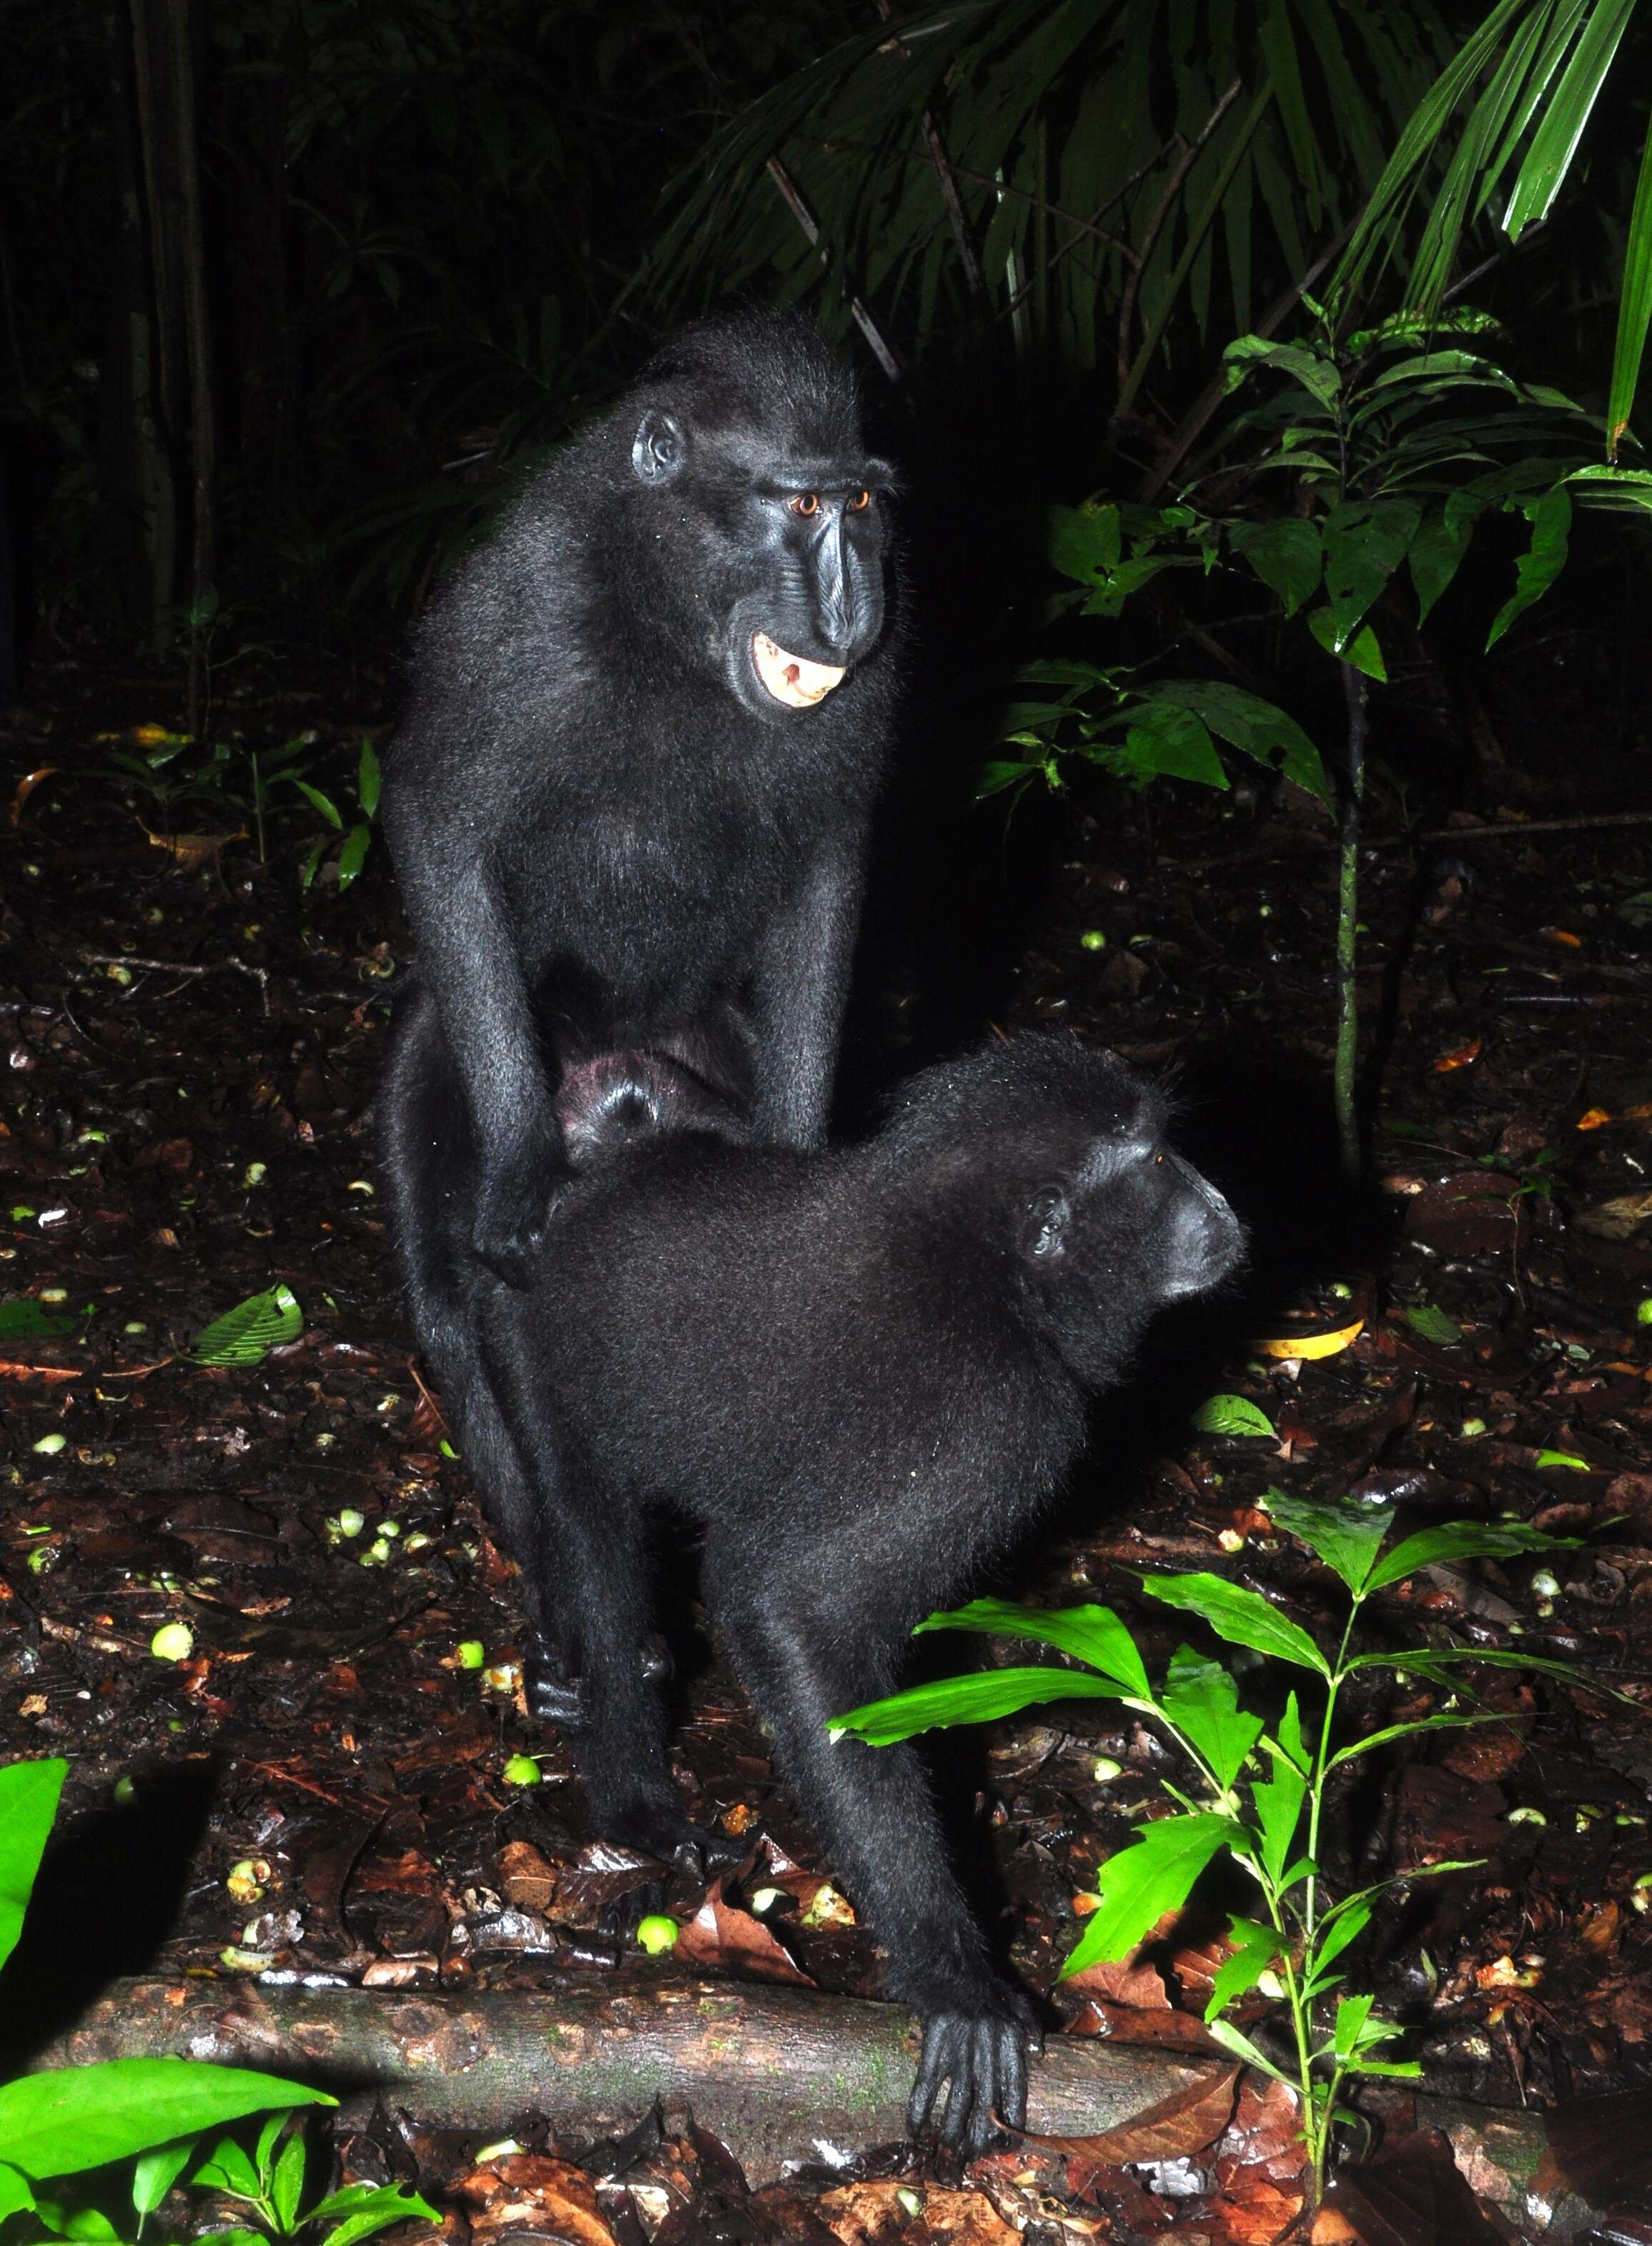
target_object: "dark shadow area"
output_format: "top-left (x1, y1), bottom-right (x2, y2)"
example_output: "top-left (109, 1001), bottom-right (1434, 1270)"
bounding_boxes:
top-left (0, 1757), bottom-right (219, 2069)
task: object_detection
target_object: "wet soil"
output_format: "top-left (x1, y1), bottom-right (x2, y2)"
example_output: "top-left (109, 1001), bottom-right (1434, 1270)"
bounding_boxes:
top-left (1, 633), bottom-right (1651, 2243)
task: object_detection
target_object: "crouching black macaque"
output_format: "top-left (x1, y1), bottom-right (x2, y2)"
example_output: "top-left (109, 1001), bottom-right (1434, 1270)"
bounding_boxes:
top-left (471, 1034), bottom-right (1245, 2155)
top-left (378, 312), bottom-right (900, 1433)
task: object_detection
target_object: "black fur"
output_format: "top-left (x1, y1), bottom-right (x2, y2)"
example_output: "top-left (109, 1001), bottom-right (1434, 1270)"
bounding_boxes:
top-left (473, 1034), bottom-right (1245, 2155)
top-left (379, 310), bottom-right (901, 1429)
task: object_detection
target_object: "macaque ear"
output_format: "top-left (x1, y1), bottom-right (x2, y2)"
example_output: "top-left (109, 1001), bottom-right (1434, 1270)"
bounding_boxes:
top-left (1022, 1187), bottom-right (1069, 1260)
top-left (632, 409), bottom-right (688, 485)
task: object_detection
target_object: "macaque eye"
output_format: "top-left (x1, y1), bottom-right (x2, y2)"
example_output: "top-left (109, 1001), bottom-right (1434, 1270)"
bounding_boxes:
top-left (789, 492), bottom-right (820, 516)
top-left (849, 489), bottom-right (871, 511)
top-left (1154, 1151), bottom-right (1165, 1166)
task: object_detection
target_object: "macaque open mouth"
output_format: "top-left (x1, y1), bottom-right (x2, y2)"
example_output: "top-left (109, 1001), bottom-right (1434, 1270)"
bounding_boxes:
top-left (752, 631), bottom-right (846, 709)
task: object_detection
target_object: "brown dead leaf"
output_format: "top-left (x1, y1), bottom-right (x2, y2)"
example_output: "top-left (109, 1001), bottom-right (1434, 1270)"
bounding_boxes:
top-left (1025, 2065), bottom-right (1237, 2167)
top-left (1577, 1191), bottom-right (1652, 1242)
top-left (452, 2156), bottom-right (617, 2246)
top-left (818, 2182), bottom-right (1018, 2246)
top-left (676, 1879), bottom-right (813, 1984)
top-left (1062, 1954), bottom-right (1172, 2009)
top-left (141, 823), bottom-right (244, 871)
top-left (1576, 1107), bottom-right (1613, 1131)
top-left (1321, 2129), bottom-right (1503, 2245)
top-left (8, 767), bottom-right (58, 826)
top-left (499, 1837), bottom-right (558, 1913)
top-left (1431, 1039), bottom-right (1481, 1073)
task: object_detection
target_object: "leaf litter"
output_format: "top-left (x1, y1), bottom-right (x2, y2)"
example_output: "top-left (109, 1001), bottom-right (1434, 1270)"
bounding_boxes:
top-left (2, 640), bottom-right (1651, 2241)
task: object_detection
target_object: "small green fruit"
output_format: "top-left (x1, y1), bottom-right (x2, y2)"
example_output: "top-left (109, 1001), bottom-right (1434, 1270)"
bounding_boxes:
top-left (1637, 1298), bottom-right (1652, 1325)
top-left (502, 1753), bottom-right (540, 1787)
top-left (456, 1640), bottom-right (486, 1670)
top-left (1079, 929), bottom-right (1106, 952)
top-left (635, 1914), bottom-right (678, 1954)
top-left (32, 1433), bottom-right (66, 1456)
top-left (151, 1623), bottom-right (194, 1662)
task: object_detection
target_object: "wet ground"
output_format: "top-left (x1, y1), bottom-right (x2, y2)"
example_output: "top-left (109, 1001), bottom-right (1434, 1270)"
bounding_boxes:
top-left (1, 633), bottom-right (1651, 2244)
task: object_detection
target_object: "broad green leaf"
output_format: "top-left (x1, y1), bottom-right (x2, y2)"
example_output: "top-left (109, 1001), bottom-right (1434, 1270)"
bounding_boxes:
top-left (1410, 499), bottom-right (1480, 623)
top-left (1223, 336), bottom-right (1342, 408)
top-left (1251, 1741), bottom-right (1308, 1885)
top-left (188, 1283), bottom-right (303, 1368)
top-left (0, 1758), bottom-right (65, 1974)
top-left (1503, 0), bottom-right (1637, 238)
top-left (1307, 1900), bottom-right (1371, 1993)
top-left (308, 2182), bottom-right (442, 2232)
top-left (1204, 1916), bottom-right (1280, 2022)
top-left (1607, 119), bottom-right (1652, 454)
top-left (1487, 485), bottom-right (1571, 647)
top-left (1115, 704), bottom-right (1228, 788)
top-left (1306, 608), bottom-right (1388, 680)
top-left (1332, 1992), bottom-right (1375, 2061)
top-left (357, 740), bottom-right (382, 819)
top-left (1272, 1691), bottom-right (1315, 1774)
top-left (831, 1666), bottom-right (1126, 1748)
top-left (0, 2062), bottom-right (330, 2181)
top-left (1366, 1519), bottom-right (1576, 1592)
top-left (1162, 1648), bottom-right (1264, 1793)
top-left (1192, 1393), bottom-right (1275, 1439)
top-left (976, 761), bottom-right (1046, 802)
top-left (1139, 1574), bottom-right (1330, 1676)
top-left (272, 2123), bottom-right (307, 2230)
top-left (192, 2134), bottom-right (260, 2197)
top-left (0, 2165), bottom-right (34, 2223)
top-left (914, 1598), bottom-right (1150, 1698)
top-left (1135, 681), bottom-right (1330, 804)
top-left (336, 824), bottom-right (372, 892)
top-left (0, 1300), bottom-right (91, 1340)
top-left (1323, 498), bottom-right (1423, 646)
top-left (1049, 503), bottom-right (1122, 583)
top-left (132, 2142), bottom-right (194, 2220)
top-left (1204, 2016), bottom-right (1297, 2088)
top-left (1405, 1302), bottom-right (1463, 1346)
top-left (1062, 1814), bottom-right (1242, 1976)
top-left (293, 781), bottom-right (344, 831)
top-left (1348, 1648), bottom-right (1615, 1697)
top-left (1228, 520), bottom-right (1322, 616)
top-left (318, 2192), bottom-right (442, 2246)
top-left (1263, 1492), bottom-right (1393, 1594)
top-left (1326, 1712), bottom-right (1504, 1771)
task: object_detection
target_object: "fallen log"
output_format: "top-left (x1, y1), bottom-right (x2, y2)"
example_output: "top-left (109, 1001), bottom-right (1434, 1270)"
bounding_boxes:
top-left (30, 1977), bottom-right (1593, 2227)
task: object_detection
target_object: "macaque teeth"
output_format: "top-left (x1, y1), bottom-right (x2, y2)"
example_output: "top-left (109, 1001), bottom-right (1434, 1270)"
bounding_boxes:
top-left (752, 631), bottom-right (847, 708)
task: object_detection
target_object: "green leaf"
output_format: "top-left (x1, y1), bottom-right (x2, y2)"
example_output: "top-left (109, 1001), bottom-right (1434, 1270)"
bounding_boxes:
top-left (1306, 1900), bottom-right (1371, 1995)
top-left (0, 1299), bottom-right (91, 1340)
top-left (336, 824), bottom-right (372, 892)
top-left (1348, 1648), bottom-right (1616, 1698)
top-left (1161, 1648), bottom-right (1264, 1794)
top-left (1325, 1712), bottom-right (1505, 1772)
top-left (1204, 1917), bottom-right (1281, 2022)
top-left (1134, 681), bottom-right (1330, 804)
top-left (1366, 1519), bottom-right (1576, 1593)
top-left (1262, 1492), bottom-right (1393, 1595)
top-left (914, 1598), bottom-right (1150, 1698)
top-left (356, 740), bottom-right (382, 820)
top-left (1138, 1574), bottom-right (1331, 1677)
top-left (1487, 485), bottom-right (1571, 647)
top-left (1062, 1814), bottom-right (1242, 1976)
top-left (315, 2186), bottom-right (441, 2246)
top-left (1251, 1728), bottom-right (1309, 1884)
top-left (0, 2063), bottom-right (330, 2181)
top-left (1409, 500), bottom-right (1480, 623)
top-left (1307, 608), bottom-right (1387, 681)
top-left (1332, 1992), bottom-right (1375, 2062)
top-left (1405, 1302), bottom-right (1463, 1345)
top-left (132, 2141), bottom-right (194, 2220)
top-left (293, 781), bottom-right (344, 831)
top-left (1204, 2016), bottom-right (1297, 2087)
top-left (831, 1666), bottom-right (1127, 1748)
top-left (1114, 703), bottom-right (1228, 788)
top-left (192, 2135), bottom-right (261, 2197)
top-left (1535, 1448), bottom-right (1591, 1470)
top-left (0, 2163), bottom-right (35, 2223)
top-left (298, 836), bottom-right (330, 891)
top-left (188, 1283), bottom-right (302, 1368)
top-left (1323, 498), bottom-right (1423, 646)
top-left (976, 761), bottom-right (1046, 802)
top-left (0, 1758), bottom-right (65, 1974)
top-left (1606, 117), bottom-right (1652, 453)
top-left (1192, 1393), bottom-right (1276, 1439)
top-left (1049, 503), bottom-right (1122, 584)
top-left (271, 2122), bottom-right (307, 2232)
top-left (1223, 336), bottom-right (1342, 408)
top-left (1227, 520), bottom-right (1322, 616)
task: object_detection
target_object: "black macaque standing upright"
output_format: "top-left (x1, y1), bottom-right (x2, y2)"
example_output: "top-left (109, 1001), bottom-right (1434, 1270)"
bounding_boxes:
top-left (472, 1033), bottom-right (1246, 2155)
top-left (377, 307), bottom-right (900, 1438)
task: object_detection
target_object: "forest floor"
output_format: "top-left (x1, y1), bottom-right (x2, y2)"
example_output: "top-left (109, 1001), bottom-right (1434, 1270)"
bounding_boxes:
top-left (1, 630), bottom-right (1651, 2246)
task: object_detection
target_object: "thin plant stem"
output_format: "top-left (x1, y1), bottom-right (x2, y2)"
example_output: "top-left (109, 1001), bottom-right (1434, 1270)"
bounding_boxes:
top-left (1335, 662), bottom-right (1369, 1182)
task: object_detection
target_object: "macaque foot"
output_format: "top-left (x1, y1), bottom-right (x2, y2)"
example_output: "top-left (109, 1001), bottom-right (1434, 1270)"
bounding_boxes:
top-left (600, 1791), bottom-right (746, 1880)
top-left (908, 1985), bottom-right (1042, 2157)
top-left (525, 1631), bottom-right (673, 1729)
top-left (473, 1155), bottom-right (572, 1288)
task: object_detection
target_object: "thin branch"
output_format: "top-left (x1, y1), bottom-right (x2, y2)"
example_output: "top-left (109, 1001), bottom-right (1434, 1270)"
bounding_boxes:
top-left (762, 157), bottom-right (903, 380)
top-left (875, 0), bottom-right (981, 297)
